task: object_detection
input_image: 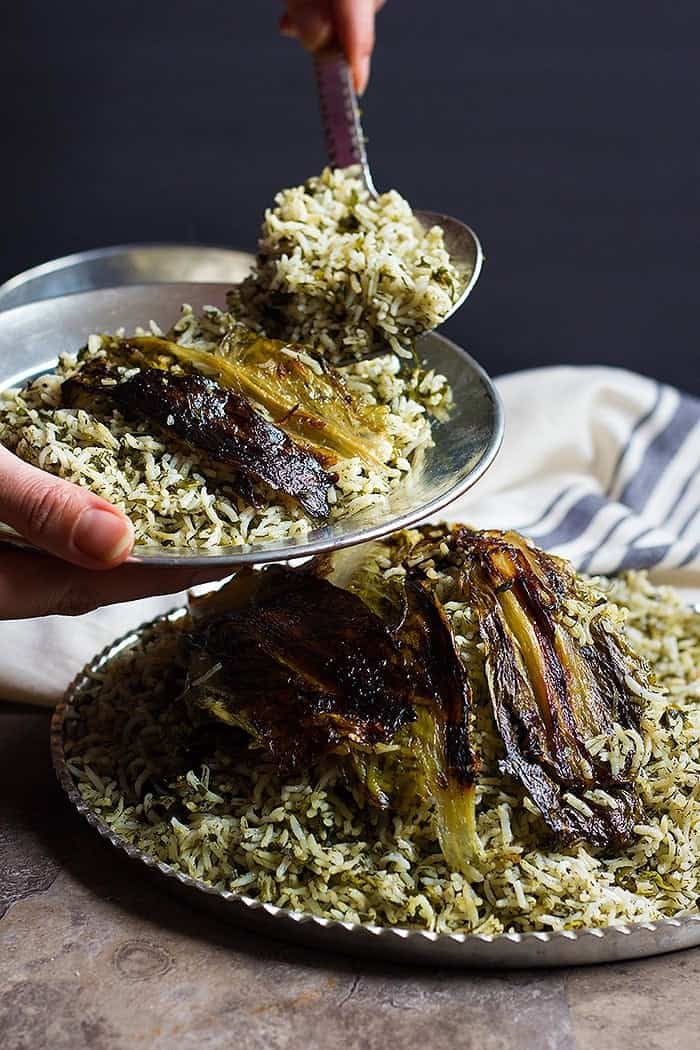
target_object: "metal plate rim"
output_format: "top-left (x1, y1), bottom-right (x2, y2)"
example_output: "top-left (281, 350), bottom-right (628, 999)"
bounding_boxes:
top-left (51, 608), bottom-right (700, 969)
top-left (0, 244), bottom-right (253, 306)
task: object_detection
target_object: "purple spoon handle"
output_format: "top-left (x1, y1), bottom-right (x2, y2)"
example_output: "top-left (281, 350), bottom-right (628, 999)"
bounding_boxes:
top-left (313, 50), bottom-right (377, 193)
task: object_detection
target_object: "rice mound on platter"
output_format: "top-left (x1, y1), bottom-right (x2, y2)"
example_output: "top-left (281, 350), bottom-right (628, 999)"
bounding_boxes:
top-left (229, 166), bottom-right (464, 362)
top-left (0, 305), bottom-right (451, 550)
top-left (63, 561), bottom-right (700, 936)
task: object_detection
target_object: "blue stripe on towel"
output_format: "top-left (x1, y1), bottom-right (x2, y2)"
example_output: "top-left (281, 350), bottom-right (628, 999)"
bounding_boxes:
top-left (579, 390), bottom-right (699, 574)
top-left (615, 543), bottom-right (675, 572)
top-left (515, 485), bottom-right (576, 534)
top-left (605, 382), bottom-right (663, 497)
top-left (618, 394), bottom-right (700, 512)
top-left (577, 509), bottom-right (630, 572)
top-left (678, 504), bottom-right (700, 540)
top-left (530, 491), bottom-right (609, 549)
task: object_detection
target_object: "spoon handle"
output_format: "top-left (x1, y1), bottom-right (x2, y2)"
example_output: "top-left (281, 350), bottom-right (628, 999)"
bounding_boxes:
top-left (313, 51), bottom-right (376, 193)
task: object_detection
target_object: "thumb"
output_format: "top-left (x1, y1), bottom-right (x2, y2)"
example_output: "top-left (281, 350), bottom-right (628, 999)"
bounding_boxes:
top-left (0, 446), bottom-right (134, 570)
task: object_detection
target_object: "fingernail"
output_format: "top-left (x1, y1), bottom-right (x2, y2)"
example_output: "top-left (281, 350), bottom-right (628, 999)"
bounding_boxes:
top-left (295, 11), bottom-right (332, 50)
top-left (74, 508), bottom-right (133, 563)
top-left (355, 55), bottom-right (371, 96)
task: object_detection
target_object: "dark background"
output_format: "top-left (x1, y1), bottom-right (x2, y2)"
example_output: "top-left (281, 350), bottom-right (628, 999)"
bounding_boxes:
top-left (3, 1), bottom-right (698, 392)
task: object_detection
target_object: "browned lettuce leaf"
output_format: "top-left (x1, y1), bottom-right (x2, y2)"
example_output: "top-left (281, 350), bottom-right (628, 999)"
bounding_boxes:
top-left (451, 528), bottom-right (648, 848)
top-left (185, 555), bottom-right (480, 868)
top-left (62, 364), bottom-right (335, 518)
top-left (94, 333), bottom-right (392, 470)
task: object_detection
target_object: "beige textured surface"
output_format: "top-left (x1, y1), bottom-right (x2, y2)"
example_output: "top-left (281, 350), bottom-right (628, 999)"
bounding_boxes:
top-left (3, 706), bottom-right (700, 1049)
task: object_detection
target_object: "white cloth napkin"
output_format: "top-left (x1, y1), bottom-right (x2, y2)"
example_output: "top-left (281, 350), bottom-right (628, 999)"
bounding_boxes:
top-left (2, 364), bottom-right (699, 707)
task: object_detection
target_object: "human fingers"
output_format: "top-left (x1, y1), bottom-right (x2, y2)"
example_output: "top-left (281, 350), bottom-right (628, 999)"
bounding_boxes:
top-left (0, 548), bottom-right (230, 619)
top-left (281, 0), bottom-right (333, 51)
top-left (280, 1), bottom-right (385, 94)
top-left (333, 0), bottom-right (383, 94)
top-left (0, 445), bottom-right (134, 570)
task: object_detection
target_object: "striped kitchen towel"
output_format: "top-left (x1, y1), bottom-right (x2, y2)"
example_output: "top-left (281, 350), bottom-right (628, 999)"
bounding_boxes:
top-left (2, 364), bottom-right (699, 706)
top-left (454, 365), bottom-right (700, 587)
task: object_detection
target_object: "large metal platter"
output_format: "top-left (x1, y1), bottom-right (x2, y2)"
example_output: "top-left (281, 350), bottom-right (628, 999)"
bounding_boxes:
top-left (51, 609), bottom-right (700, 968)
top-left (0, 283), bottom-right (503, 567)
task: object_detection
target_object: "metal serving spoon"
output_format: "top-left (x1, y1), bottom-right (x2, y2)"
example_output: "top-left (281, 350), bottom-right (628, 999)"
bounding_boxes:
top-left (314, 50), bottom-right (483, 342)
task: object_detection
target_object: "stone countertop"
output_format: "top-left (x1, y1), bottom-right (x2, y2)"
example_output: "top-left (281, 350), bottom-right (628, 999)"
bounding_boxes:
top-left (3, 704), bottom-right (700, 1050)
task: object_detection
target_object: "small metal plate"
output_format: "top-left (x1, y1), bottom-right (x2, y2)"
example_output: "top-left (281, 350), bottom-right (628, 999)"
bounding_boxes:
top-left (51, 611), bottom-right (700, 969)
top-left (0, 283), bottom-right (504, 567)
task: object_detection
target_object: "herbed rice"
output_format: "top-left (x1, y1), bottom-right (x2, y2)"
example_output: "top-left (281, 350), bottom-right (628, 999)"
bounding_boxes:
top-left (63, 566), bottom-right (700, 935)
top-left (0, 305), bottom-right (450, 550)
top-left (229, 166), bottom-right (464, 361)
